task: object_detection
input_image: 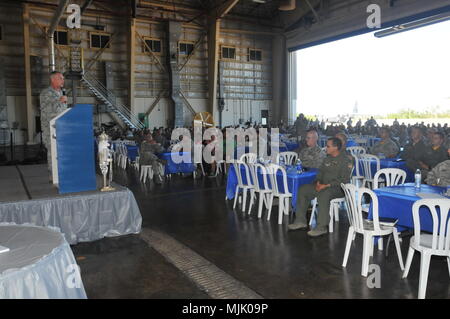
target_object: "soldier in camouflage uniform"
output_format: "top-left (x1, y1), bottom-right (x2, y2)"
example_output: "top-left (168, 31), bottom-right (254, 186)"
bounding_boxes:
top-left (420, 132), bottom-right (448, 170)
top-left (296, 130), bottom-right (325, 168)
top-left (39, 71), bottom-right (67, 180)
top-left (425, 144), bottom-right (450, 187)
top-left (288, 137), bottom-right (354, 237)
top-left (370, 127), bottom-right (400, 158)
top-left (139, 133), bottom-right (165, 184)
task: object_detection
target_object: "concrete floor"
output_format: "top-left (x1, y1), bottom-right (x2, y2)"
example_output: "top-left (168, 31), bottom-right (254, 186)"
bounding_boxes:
top-left (92, 167), bottom-right (449, 299)
top-left (5, 163), bottom-right (449, 298)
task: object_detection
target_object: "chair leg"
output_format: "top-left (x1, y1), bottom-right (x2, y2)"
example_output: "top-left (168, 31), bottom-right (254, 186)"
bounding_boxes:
top-left (418, 252), bottom-right (431, 299)
top-left (447, 257), bottom-right (450, 278)
top-left (334, 202), bottom-right (340, 221)
top-left (342, 227), bottom-right (354, 267)
top-left (248, 190), bottom-right (255, 215)
top-left (402, 246), bottom-right (415, 278)
top-left (362, 235), bottom-right (372, 277)
top-left (278, 199), bottom-right (283, 224)
top-left (267, 195), bottom-right (274, 221)
top-left (242, 188), bottom-right (248, 212)
top-left (385, 234), bottom-right (392, 257)
top-left (233, 188), bottom-right (239, 209)
top-left (378, 237), bottom-right (384, 251)
top-left (284, 198), bottom-right (290, 216)
top-left (257, 193), bottom-right (265, 219)
top-left (392, 229), bottom-right (404, 270)
top-left (329, 206), bottom-right (334, 233)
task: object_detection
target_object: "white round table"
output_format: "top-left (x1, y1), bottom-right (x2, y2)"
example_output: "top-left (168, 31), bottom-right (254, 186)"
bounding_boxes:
top-left (0, 223), bottom-right (87, 299)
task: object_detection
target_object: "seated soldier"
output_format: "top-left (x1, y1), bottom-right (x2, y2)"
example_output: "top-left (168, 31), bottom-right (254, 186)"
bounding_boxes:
top-left (295, 129), bottom-right (325, 169)
top-left (288, 137), bottom-right (354, 237)
top-left (369, 127), bottom-right (400, 158)
top-left (139, 133), bottom-right (165, 184)
top-left (401, 126), bottom-right (428, 173)
top-left (425, 143), bottom-right (450, 187)
top-left (420, 132), bottom-right (448, 171)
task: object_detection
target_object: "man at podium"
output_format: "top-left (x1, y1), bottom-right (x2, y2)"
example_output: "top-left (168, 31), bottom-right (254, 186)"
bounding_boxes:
top-left (39, 71), bottom-right (67, 181)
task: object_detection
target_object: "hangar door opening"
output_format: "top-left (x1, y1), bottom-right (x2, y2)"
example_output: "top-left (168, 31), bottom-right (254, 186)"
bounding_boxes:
top-left (292, 18), bottom-right (450, 127)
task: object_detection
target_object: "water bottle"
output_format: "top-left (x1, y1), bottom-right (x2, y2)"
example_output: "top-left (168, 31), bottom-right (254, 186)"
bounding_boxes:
top-left (296, 159), bottom-right (303, 173)
top-left (414, 169), bottom-right (421, 189)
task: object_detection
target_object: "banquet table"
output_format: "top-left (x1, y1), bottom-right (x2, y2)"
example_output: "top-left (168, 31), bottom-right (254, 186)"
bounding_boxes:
top-left (355, 158), bottom-right (414, 183)
top-left (157, 152), bottom-right (196, 175)
top-left (0, 223), bottom-right (87, 299)
top-left (369, 183), bottom-right (448, 233)
top-left (226, 165), bottom-right (318, 210)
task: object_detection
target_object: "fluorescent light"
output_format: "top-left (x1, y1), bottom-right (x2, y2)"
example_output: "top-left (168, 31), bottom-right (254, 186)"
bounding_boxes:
top-left (374, 12), bottom-right (450, 38)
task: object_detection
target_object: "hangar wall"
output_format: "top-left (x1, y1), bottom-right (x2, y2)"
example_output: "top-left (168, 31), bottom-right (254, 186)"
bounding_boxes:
top-left (0, 2), bottom-right (274, 145)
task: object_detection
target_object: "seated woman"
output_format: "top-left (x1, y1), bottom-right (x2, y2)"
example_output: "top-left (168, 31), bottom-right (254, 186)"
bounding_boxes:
top-left (369, 127), bottom-right (399, 158)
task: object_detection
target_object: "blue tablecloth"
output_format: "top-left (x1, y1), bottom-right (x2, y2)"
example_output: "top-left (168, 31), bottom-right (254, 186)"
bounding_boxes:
top-left (369, 183), bottom-right (448, 233)
top-left (126, 145), bottom-right (139, 162)
top-left (157, 152), bottom-right (196, 175)
top-left (226, 165), bottom-right (318, 210)
top-left (346, 140), bottom-right (358, 147)
top-left (284, 141), bottom-right (300, 151)
top-left (354, 158), bottom-right (414, 183)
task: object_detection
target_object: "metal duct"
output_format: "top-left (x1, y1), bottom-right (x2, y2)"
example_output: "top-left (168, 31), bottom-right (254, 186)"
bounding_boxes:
top-left (167, 21), bottom-right (184, 128)
top-left (47, 0), bottom-right (70, 72)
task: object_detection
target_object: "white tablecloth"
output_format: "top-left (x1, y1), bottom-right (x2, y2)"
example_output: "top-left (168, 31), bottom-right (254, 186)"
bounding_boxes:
top-left (0, 223), bottom-right (87, 299)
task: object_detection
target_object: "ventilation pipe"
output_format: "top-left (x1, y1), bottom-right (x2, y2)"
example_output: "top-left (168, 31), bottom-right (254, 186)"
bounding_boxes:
top-left (47, 0), bottom-right (70, 72)
top-left (279, 0), bottom-right (296, 11)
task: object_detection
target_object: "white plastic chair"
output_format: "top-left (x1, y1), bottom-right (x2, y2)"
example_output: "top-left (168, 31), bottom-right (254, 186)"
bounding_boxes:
top-left (371, 168), bottom-right (407, 251)
top-left (239, 153), bottom-right (257, 164)
top-left (354, 137), bottom-right (369, 149)
top-left (341, 183), bottom-right (404, 277)
top-left (247, 163), bottom-right (272, 218)
top-left (140, 165), bottom-right (153, 183)
top-left (309, 197), bottom-right (344, 233)
top-left (358, 154), bottom-right (380, 189)
top-left (276, 151), bottom-right (298, 166)
top-left (373, 168), bottom-right (406, 190)
top-left (309, 165), bottom-right (356, 233)
top-left (214, 159), bottom-right (227, 176)
top-left (347, 146), bottom-right (366, 157)
top-left (232, 161), bottom-right (254, 212)
top-left (402, 199), bottom-right (450, 299)
top-left (266, 164), bottom-right (292, 225)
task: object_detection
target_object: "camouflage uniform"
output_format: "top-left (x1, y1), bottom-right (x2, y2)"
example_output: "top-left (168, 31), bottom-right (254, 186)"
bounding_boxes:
top-left (370, 138), bottom-right (400, 158)
top-left (421, 145), bottom-right (448, 170)
top-left (425, 160), bottom-right (450, 186)
top-left (293, 152), bottom-right (354, 231)
top-left (139, 141), bottom-right (165, 183)
top-left (39, 86), bottom-right (67, 176)
top-left (298, 145), bottom-right (325, 168)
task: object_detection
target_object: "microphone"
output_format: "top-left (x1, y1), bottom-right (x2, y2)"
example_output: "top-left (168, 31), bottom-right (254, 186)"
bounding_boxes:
top-left (62, 88), bottom-right (66, 96)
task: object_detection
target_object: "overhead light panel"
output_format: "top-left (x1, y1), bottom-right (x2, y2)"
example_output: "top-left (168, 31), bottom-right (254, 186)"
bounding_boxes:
top-left (374, 11), bottom-right (450, 38)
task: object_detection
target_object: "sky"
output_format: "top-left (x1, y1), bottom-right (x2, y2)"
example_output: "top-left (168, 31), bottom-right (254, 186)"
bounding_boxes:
top-left (296, 18), bottom-right (450, 117)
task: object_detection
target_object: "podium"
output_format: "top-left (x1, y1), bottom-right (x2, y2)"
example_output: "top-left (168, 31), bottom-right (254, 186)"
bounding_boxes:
top-left (50, 104), bottom-right (96, 194)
